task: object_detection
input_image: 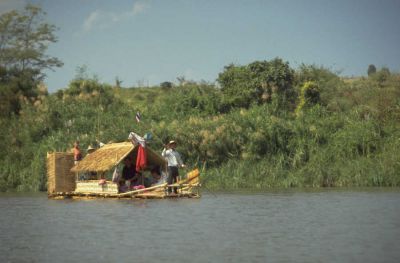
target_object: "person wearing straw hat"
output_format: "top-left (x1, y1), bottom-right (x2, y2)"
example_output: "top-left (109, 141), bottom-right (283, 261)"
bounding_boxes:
top-left (87, 145), bottom-right (96, 154)
top-left (162, 140), bottom-right (185, 194)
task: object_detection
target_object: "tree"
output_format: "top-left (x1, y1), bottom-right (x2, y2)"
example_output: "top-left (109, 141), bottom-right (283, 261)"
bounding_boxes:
top-left (295, 64), bottom-right (341, 107)
top-left (380, 67), bottom-right (391, 76)
top-left (160, 81), bottom-right (173, 89)
top-left (0, 4), bottom-right (63, 116)
top-left (367, 64), bottom-right (376, 76)
top-left (217, 58), bottom-right (295, 109)
top-left (372, 67), bottom-right (391, 86)
top-left (217, 63), bottom-right (252, 108)
top-left (248, 59), bottom-right (295, 103)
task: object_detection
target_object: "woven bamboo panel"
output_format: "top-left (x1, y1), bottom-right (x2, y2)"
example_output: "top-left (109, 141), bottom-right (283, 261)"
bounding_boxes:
top-left (75, 181), bottom-right (118, 194)
top-left (47, 152), bottom-right (76, 193)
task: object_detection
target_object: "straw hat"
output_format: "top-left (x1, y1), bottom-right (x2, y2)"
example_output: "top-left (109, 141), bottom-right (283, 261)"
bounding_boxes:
top-left (168, 140), bottom-right (176, 145)
top-left (87, 145), bottom-right (96, 152)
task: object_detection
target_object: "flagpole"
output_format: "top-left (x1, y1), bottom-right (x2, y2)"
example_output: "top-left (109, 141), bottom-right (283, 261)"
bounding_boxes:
top-left (134, 111), bottom-right (164, 147)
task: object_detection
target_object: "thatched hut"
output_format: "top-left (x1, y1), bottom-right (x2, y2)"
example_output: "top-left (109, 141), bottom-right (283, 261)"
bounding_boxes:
top-left (69, 142), bottom-right (167, 194)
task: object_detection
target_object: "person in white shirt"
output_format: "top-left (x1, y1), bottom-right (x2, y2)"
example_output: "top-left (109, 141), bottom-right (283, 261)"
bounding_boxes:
top-left (162, 140), bottom-right (185, 194)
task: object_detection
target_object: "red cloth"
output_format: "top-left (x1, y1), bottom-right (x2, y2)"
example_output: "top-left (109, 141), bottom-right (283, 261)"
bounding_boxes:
top-left (136, 145), bottom-right (147, 172)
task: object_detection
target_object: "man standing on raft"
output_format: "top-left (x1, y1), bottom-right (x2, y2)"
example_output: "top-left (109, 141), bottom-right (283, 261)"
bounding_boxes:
top-left (162, 140), bottom-right (185, 194)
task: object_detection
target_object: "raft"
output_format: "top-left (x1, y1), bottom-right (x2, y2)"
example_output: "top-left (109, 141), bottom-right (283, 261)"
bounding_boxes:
top-left (47, 142), bottom-right (200, 199)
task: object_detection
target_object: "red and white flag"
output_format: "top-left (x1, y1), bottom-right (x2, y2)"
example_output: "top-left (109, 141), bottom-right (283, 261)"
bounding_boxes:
top-left (135, 111), bottom-right (141, 123)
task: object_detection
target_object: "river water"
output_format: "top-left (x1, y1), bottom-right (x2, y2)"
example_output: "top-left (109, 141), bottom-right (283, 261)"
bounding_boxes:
top-left (0, 189), bottom-right (399, 263)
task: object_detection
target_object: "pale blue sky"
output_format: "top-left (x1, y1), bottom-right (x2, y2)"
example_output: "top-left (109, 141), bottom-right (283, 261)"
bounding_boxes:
top-left (1, 0), bottom-right (400, 92)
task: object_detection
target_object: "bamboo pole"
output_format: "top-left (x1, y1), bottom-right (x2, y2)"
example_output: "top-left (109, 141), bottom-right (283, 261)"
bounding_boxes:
top-left (116, 183), bottom-right (167, 197)
top-left (167, 183), bottom-right (201, 187)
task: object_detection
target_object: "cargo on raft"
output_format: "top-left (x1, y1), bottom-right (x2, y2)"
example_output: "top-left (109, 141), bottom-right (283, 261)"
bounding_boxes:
top-left (46, 141), bottom-right (200, 199)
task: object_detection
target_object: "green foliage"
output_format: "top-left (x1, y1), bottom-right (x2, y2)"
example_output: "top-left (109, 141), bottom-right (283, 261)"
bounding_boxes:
top-left (217, 63), bottom-right (253, 109)
top-left (295, 64), bottom-right (343, 109)
top-left (0, 4), bottom-right (63, 75)
top-left (160, 81), bottom-right (173, 89)
top-left (162, 84), bottom-right (222, 117)
top-left (371, 67), bottom-right (391, 86)
top-left (295, 81), bottom-right (320, 116)
top-left (217, 58), bottom-right (295, 110)
top-left (296, 64), bottom-right (339, 84)
top-left (0, 82), bottom-right (20, 116)
top-left (1, 61), bottom-right (400, 191)
top-left (333, 73), bottom-right (400, 122)
top-left (0, 4), bottom-right (62, 116)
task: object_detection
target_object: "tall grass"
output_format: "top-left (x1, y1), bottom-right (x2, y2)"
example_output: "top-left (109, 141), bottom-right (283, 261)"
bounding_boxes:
top-left (1, 71), bottom-right (399, 191)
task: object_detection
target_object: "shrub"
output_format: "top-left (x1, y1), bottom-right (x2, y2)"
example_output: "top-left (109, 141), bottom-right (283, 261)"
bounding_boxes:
top-left (295, 81), bottom-right (320, 116)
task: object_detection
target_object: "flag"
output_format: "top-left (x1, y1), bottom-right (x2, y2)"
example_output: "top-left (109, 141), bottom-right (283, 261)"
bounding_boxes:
top-left (135, 111), bottom-right (141, 123)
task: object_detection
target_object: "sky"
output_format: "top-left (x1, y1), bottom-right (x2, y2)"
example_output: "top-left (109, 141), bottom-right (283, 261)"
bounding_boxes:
top-left (1, 0), bottom-right (400, 92)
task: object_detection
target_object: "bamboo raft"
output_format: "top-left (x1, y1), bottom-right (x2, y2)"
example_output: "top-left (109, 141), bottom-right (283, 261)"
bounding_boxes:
top-left (49, 183), bottom-right (201, 200)
top-left (49, 181), bottom-right (201, 200)
top-left (47, 142), bottom-right (201, 200)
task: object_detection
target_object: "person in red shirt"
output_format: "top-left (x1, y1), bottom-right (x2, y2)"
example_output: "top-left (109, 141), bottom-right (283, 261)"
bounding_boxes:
top-left (73, 141), bottom-right (82, 165)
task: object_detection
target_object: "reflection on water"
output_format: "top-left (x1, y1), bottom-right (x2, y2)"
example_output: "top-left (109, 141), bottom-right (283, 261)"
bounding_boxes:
top-left (1, 189), bottom-right (400, 263)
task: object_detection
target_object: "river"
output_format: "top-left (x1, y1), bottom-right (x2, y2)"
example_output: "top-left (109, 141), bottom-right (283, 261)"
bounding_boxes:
top-left (0, 189), bottom-right (399, 263)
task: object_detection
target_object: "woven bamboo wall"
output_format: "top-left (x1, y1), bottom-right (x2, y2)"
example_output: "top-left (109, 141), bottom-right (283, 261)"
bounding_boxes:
top-left (75, 181), bottom-right (118, 194)
top-left (47, 152), bottom-right (76, 193)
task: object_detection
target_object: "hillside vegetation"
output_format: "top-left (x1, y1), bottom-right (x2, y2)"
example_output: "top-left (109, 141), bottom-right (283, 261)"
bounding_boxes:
top-left (1, 5), bottom-right (399, 191)
top-left (1, 61), bottom-right (399, 191)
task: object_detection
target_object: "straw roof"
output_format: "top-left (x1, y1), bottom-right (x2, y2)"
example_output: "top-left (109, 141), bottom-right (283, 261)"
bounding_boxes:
top-left (71, 142), bottom-right (166, 173)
